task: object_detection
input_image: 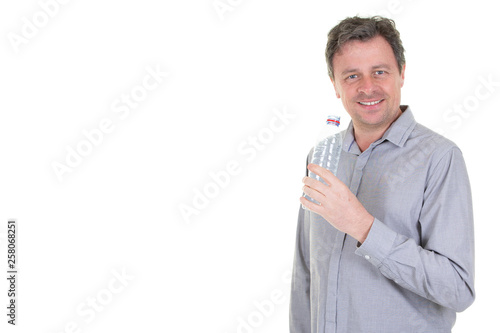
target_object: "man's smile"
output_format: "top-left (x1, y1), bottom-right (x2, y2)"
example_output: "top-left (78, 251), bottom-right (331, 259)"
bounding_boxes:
top-left (358, 99), bottom-right (384, 106)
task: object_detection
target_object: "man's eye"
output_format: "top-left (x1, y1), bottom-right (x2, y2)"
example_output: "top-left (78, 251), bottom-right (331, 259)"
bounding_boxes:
top-left (375, 70), bottom-right (385, 75)
top-left (347, 74), bottom-right (357, 80)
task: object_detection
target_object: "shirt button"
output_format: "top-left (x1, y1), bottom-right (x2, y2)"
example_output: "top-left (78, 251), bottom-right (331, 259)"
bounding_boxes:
top-left (364, 255), bottom-right (371, 260)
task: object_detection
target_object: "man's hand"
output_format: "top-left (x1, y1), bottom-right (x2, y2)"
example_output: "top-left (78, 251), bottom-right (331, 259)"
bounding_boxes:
top-left (300, 163), bottom-right (374, 243)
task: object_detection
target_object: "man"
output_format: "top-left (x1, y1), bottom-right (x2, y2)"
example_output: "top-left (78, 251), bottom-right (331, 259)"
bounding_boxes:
top-left (290, 16), bottom-right (475, 332)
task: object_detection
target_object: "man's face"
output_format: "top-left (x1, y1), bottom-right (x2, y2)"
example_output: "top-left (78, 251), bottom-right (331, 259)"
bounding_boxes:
top-left (332, 35), bottom-right (405, 132)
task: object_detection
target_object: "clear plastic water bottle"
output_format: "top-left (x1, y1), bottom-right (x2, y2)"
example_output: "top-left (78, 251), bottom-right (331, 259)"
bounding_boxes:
top-left (303, 115), bottom-right (343, 208)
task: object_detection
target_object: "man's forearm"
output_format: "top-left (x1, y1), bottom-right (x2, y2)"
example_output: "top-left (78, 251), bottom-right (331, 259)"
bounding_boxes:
top-left (355, 218), bottom-right (475, 312)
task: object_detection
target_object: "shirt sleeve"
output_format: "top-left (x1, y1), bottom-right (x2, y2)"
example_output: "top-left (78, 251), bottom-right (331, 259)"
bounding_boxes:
top-left (290, 155), bottom-right (312, 333)
top-left (355, 146), bottom-right (475, 312)
top-left (290, 206), bottom-right (311, 332)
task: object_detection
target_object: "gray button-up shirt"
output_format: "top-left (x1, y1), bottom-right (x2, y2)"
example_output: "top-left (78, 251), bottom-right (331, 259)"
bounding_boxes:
top-left (290, 107), bottom-right (475, 333)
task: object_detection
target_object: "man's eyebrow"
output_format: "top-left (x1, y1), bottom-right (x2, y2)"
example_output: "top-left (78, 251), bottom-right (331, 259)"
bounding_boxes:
top-left (372, 64), bottom-right (391, 70)
top-left (340, 68), bottom-right (358, 76)
top-left (340, 64), bottom-right (392, 76)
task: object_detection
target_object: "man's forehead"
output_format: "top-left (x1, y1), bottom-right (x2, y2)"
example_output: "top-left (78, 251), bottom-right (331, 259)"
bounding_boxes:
top-left (332, 36), bottom-right (398, 71)
top-left (334, 35), bottom-right (388, 56)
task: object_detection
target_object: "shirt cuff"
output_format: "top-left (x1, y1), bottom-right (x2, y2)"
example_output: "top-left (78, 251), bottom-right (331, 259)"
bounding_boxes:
top-left (355, 218), bottom-right (398, 267)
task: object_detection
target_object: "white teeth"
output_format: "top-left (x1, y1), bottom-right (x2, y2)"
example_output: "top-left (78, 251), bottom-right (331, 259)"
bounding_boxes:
top-left (359, 100), bottom-right (382, 106)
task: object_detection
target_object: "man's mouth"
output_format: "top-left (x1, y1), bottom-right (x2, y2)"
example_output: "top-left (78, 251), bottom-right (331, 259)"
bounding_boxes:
top-left (358, 99), bottom-right (384, 106)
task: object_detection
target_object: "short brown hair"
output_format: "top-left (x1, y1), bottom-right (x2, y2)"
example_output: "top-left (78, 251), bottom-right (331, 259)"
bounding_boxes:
top-left (325, 16), bottom-right (405, 79)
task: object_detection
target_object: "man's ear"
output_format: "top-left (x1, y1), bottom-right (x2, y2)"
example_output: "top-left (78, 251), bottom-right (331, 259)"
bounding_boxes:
top-left (331, 76), bottom-right (341, 98)
top-left (400, 64), bottom-right (406, 88)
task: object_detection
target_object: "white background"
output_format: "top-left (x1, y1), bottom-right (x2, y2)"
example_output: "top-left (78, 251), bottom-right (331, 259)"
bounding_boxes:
top-left (0, 0), bottom-right (498, 332)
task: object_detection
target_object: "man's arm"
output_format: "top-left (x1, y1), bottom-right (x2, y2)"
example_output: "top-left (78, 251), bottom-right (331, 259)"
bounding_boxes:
top-left (301, 147), bottom-right (475, 312)
top-left (355, 146), bottom-right (475, 311)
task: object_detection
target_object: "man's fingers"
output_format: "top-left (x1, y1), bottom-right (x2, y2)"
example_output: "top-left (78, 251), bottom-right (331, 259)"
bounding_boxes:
top-left (302, 175), bottom-right (329, 193)
top-left (302, 183), bottom-right (325, 203)
top-left (307, 163), bottom-right (340, 187)
top-left (299, 195), bottom-right (322, 212)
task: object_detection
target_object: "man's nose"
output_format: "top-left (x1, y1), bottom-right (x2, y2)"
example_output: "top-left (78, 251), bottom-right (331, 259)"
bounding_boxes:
top-left (357, 76), bottom-right (376, 95)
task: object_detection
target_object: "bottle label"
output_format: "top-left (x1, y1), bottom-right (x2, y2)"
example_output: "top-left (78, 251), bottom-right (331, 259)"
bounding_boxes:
top-left (326, 116), bottom-right (340, 126)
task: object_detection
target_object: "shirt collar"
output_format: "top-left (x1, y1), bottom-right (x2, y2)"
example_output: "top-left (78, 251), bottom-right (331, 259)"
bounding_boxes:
top-left (343, 105), bottom-right (417, 153)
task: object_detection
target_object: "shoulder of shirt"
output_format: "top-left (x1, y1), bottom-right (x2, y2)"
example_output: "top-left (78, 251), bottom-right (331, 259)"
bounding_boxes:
top-left (408, 122), bottom-right (463, 161)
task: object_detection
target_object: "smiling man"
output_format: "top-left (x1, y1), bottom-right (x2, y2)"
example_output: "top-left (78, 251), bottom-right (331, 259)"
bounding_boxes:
top-left (290, 16), bottom-right (475, 332)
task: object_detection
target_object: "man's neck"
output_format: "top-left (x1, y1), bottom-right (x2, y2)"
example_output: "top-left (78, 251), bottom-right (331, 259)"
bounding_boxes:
top-left (354, 128), bottom-right (388, 152)
top-left (353, 108), bottom-right (403, 152)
